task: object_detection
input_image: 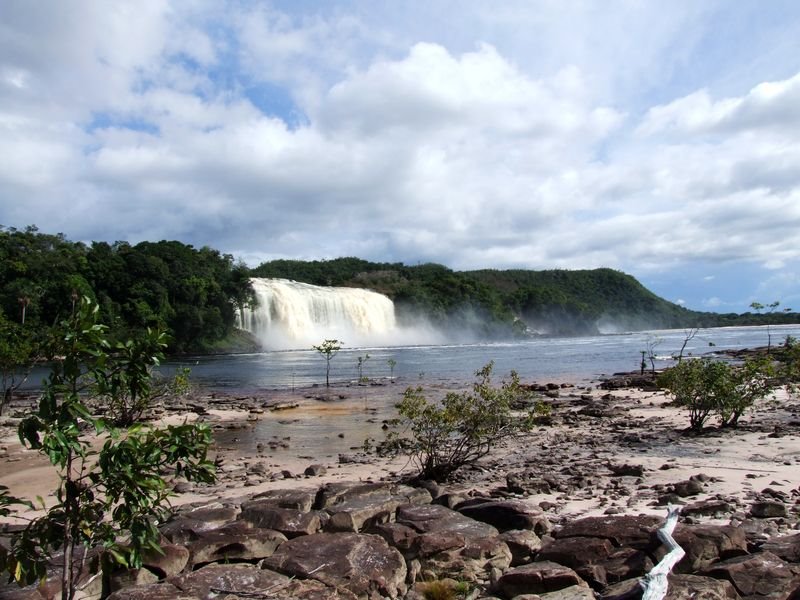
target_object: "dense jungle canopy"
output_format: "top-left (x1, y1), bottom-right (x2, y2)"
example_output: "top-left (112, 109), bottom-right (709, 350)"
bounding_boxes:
top-left (2, 226), bottom-right (798, 352)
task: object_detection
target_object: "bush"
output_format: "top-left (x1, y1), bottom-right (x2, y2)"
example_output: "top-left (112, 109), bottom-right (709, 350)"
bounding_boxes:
top-left (0, 299), bottom-right (216, 598)
top-left (657, 357), bottom-right (774, 431)
top-left (384, 361), bottom-right (547, 481)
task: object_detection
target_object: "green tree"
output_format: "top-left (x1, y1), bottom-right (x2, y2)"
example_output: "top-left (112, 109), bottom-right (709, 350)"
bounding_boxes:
top-left (0, 313), bottom-right (45, 415)
top-left (387, 358), bottom-right (397, 380)
top-left (657, 357), bottom-right (775, 431)
top-left (385, 362), bottom-right (547, 481)
top-left (0, 299), bottom-right (216, 599)
top-left (312, 339), bottom-right (343, 387)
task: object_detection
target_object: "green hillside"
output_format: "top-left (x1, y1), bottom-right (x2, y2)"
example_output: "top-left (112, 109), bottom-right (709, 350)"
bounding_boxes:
top-left (252, 258), bottom-right (799, 336)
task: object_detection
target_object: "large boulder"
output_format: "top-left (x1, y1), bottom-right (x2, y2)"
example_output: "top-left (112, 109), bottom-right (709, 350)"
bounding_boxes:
top-left (495, 561), bottom-right (589, 598)
top-left (262, 532), bottom-right (407, 599)
top-left (455, 498), bottom-right (552, 535)
top-left (668, 524), bottom-right (748, 574)
top-left (323, 483), bottom-right (432, 533)
top-left (238, 503), bottom-right (324, 537)
top-left (701, 551), bottom-right (800, 600)
top-left (555, 515), bottom-right (662, 552)
top-left (761, 532), bottom-right (800, 563)
top-left (185, 521), bottom-right (287, 567)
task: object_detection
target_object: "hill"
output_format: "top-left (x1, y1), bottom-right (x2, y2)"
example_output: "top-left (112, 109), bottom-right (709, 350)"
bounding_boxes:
top-left (251, 258), bottom-right (799, 337)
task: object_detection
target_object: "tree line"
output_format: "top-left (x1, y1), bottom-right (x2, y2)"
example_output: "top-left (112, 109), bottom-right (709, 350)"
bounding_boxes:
top-left (0, 225), bottom-right (254, 353)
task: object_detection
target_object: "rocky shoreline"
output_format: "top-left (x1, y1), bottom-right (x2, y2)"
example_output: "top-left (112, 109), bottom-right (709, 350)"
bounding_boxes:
top-left (1, 378), bottom-right (800, 598)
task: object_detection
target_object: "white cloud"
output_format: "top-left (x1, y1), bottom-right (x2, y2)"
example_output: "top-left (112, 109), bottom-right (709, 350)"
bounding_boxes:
top-left (1, 2), bottom-right (800, 312)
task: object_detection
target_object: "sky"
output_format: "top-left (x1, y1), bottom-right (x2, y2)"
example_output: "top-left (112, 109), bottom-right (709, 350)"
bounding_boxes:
top-left (1, 1), bottom-right (800, 314)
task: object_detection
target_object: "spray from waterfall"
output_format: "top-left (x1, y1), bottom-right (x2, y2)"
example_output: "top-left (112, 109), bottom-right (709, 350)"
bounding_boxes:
top-left (238, 278), bottom-right (440, 350)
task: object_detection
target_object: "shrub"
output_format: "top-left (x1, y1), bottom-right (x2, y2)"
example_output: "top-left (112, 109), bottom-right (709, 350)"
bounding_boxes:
top-left (657, 357), bottom-right (774, 430)
top-left (385, 361), bottom-right (546, 481)
top-left (0, 298), bottom-right (216, 599)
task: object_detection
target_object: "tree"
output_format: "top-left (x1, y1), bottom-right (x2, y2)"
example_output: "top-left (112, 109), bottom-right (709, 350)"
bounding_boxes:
top-left (750, 301), bottom-right (792, 352)
top-left (356, 353), bottom-right (370, 383)
top-left (0, 298), bottom-right (216, 599)
top-left (657, 357), bottom-right (775, 431)
top-left (312, 339), bottom-right (343, 387)
top-left (657, 359), bottom-right (727, 431)
top-left (387, 358), bottom-right (397, 380)
top-left (0, 313), bottom-right (44, 415)
top-left (384, 362), bottom-right (548, 481)
top-left (674, 327), bottom-right (700, 363)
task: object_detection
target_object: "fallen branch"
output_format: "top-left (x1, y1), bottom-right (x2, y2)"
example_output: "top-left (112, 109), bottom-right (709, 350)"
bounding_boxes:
top-left (640, 505), bottom-right (685, 600)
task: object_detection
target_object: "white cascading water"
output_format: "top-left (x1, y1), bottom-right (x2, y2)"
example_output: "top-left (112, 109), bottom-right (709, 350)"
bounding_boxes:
top-left (239, 278), bottom-right (399, 349)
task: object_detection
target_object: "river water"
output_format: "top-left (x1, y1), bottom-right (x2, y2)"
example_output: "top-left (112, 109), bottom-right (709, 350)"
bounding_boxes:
top-left (165, 324), bottom-right (800, 391)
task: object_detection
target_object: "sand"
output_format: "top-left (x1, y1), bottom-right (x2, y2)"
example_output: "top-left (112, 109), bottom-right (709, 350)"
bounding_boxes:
top-left (2, 382), bottom-right (799, 526)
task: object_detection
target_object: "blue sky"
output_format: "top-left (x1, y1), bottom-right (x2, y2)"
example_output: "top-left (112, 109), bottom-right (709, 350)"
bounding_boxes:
top-left (1, 1), bottom-right (800, 314)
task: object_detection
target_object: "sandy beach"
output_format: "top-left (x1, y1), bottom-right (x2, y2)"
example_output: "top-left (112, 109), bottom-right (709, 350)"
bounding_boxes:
top-left (2, 378), bottom-right (799, 529)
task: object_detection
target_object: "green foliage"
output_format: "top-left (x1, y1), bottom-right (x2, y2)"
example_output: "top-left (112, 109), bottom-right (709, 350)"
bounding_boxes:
top-left (386, 362), bottom-right (545, 481)
top-left (657, 357), bottom-right (775, 431)
top-left (420, 579), bottom-right (471, 600)
top-left (312, 339), bottom-right (343, 388)
top-left (0, 226), bottom-right (254, 353)
top-left (0, 298), bottom-right (216, 598)
top-left (356, 353), bottom-right (370, 382)
top-left (387, 358), bottom-right (397, 380)
top-left (0, 312), bottom-right (46, 414)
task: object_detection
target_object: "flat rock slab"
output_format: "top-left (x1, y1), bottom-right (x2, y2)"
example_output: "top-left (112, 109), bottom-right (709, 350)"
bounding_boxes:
top-left (248, 488), bottom-right (317, 512)
top-left (170, 563), bottom-right (354, 600)
top-left (761, 532), bottom-right (800, 563)
top-left (396, 503), bottom-right (499, 538)
top-left (666, 574), bottom-right (741, 600)
top-left (325, 484), bottom-right (432, 533)
top-left (106, 582), bottom-right (197, 600)
top-left (262, 532), bottom-right (407, 599)
top-left (669, 524), bottom-right (748, 574)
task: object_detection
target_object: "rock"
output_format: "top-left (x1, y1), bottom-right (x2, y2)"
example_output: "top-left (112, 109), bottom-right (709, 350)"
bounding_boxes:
top-left (250, 488), bottom-right (317, 511)
top-left (499, 529), bottom-right (543, 566)
top-left (238, 504), bottom-right (323, 538)
top-left (262, 532), bottom-right (407, 599)
top-left (107, 568), bottom-right (160, 595)
top-left (667, 524), bottom-right (748, 574)
top-left (141, 544), bottom-right (190, 578)
top-left (555, 515), bottom-right (662, 551)
top-left (537, 536), bottom-right (651, 589)
top-left (171, 563), bottom-right (355, 599)
top-left (495, 561), bottom-right (589, 597)
top-left (323, 483), bottom-right (432, 533)
top-left (538, 584), bottom-right (597, 599)
top-left (106, 582), bottom-right (195, 600)
top-left (304, 464), bottom-right (327, 477)
top-left (750, 501), bottom-right (788, 518)
top-left (761, 532), bottom-right (800, 563)
top-left (455, 498), bottom-right (552, 535)
top-left (186, 521), bottom-right (287, 567)
top-left (682, 499), bottom-right (734, 518)
top-left (701, 551), bottom-right (800, 599)
top-left (665, 574), bottom-right (740, 600)
top-left (608, 463), bottom-right (646, 477)
top-left (393, 503), bottom-right (512, 583)
top-left (673, 480), bottom-right (704, 497)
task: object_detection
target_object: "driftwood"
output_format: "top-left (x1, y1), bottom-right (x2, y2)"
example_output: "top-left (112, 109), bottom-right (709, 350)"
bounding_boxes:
top-left (640, 506), bottom-right (685, 600)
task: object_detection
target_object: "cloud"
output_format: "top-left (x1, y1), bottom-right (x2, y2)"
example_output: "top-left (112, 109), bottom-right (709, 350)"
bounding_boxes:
top-left (1, 2), bottom-right (800, 313)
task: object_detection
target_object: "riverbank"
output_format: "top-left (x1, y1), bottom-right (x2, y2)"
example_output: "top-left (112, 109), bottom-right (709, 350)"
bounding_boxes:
top-left (2, 378), bottom-right (799, 530)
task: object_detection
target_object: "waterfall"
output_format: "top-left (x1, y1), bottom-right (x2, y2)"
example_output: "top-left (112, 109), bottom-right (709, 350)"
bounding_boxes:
top-left (239, 278), bottom-right (398, 349)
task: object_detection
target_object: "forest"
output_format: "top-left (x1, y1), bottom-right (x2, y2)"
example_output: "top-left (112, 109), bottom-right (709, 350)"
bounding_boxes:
top-left (2, 226), bottom-right (798, 354)
top-left (0, 226), bottom-right (254, 353)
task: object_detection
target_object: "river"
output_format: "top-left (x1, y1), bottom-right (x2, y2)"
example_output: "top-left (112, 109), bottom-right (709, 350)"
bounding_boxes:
top-left (165, 324), bottom-right (800, 391)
